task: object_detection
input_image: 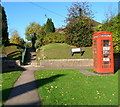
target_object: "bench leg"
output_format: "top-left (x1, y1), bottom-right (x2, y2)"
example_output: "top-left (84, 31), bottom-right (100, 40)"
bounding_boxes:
top-left (80, 51), bottom-right (84, 56)
top-left (71, 52), bottom-right (74, 56)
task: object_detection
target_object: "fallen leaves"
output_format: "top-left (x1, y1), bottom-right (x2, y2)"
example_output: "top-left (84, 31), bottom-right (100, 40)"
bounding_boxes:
top-left (71, 98), bottom-right (75, 100)
top-left (96, 91), bottom-right (100, 95)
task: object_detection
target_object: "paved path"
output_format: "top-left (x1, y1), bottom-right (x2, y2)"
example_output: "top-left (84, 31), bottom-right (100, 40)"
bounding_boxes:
top-left (78, 69), bottom-right (99, 76)
top-left (4, 48), bottom-right (41, 107)
top-left (4, 68), bottom-right (41, 107)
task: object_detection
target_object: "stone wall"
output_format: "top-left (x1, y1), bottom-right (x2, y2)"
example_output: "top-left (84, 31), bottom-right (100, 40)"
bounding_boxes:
top-left (2, 60), bottom-right (21, 70)
top-left (39, 59), bottom-right (93, 68)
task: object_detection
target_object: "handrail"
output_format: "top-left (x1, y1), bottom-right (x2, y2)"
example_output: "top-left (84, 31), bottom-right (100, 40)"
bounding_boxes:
top-left (21, 46), bottom-right (27, 65)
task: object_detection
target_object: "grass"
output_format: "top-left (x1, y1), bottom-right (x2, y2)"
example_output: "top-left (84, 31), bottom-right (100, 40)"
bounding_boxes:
top-left (35, 69), bottom-right (119, 105)
top-left (0, 71), bottom-right (23, 105)
top-left (1, 46), bottom-right (22, 60)
top-left (36, 43), bottom-right (92, 60)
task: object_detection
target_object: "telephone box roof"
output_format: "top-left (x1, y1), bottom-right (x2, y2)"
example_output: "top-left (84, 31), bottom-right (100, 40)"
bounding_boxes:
top-left (93, 31), bottom-right (112, 35)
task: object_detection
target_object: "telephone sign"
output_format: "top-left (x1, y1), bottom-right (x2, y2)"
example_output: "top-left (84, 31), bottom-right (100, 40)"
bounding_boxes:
top-left (103, 47), bottom-right (110, 50)
top-left (92, 31), bottom-right (114, 74)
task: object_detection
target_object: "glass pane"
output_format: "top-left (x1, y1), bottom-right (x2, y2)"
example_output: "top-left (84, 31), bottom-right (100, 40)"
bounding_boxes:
top-left (103, 51), bottom-right (110, 54)
top-left (103, 61), bottom-right (110, 64)
top-left (103, 54), bottom-right (110, 57)
top-left (102, 65), bottom-right (110, 68)
top-left (103, 40), bottom-right (110, 46)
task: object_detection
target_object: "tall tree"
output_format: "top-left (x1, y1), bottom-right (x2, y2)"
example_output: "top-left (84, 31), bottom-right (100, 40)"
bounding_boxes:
top-left (10, 30), bottom-right (25, 46)
top-left (25, 22), bottom-right (41, 48)
top-left (35, 26), bottom-right (46, 48)
top-left (95, 13), bottom-right (120, 53)
top-left (65, 2), bottom-right (94, 47)
top-left (45, 18), bottom-right (55, 33)
top-left (0, 5), bottom-right (9, 46)
top-left (0, 5), bottom-right (2, 46)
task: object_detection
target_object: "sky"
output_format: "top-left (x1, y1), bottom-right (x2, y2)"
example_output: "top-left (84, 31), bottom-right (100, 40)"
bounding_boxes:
top-left (1, 1), bottom-right (119, 41)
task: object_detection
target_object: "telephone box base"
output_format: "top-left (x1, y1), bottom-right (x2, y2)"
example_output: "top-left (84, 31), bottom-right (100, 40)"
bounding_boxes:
top-left (94, 71), bottom-right (114, 75)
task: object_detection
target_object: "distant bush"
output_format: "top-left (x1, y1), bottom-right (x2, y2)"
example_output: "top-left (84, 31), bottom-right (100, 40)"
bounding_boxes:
top-left (10, 30), bottom-right (25, 46)
top-left (25, 42), bottom-right (32, 47)
top-left (35, 32), bottom-right (65, 48)
top-left (43, 32), bottom-right (65, 44)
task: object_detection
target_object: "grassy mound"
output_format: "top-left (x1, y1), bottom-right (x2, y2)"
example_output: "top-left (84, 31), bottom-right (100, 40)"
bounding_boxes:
top-left (1, 46), bottom-right (22, 60)
top-left (36, 43), bottom-right (92, 60)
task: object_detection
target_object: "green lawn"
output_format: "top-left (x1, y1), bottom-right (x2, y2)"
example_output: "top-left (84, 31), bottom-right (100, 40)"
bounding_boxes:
top-left (36, 43), bottom-right (92, 60)
top-left (1, 71), bottom-right (23, 105)
top-left (35, 69), bottom-right (118, 105)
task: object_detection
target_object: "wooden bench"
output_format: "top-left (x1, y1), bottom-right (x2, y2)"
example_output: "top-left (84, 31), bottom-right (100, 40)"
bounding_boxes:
top-left (71, 48), bottom-right (83, 56)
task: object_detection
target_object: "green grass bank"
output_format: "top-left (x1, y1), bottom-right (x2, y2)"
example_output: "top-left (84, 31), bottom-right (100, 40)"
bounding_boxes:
top-left (36, 43), bottom-right (92, 60)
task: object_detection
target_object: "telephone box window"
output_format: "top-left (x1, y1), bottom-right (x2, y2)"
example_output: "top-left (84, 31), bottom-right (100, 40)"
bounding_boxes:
top-left (103, 54), bottom-right (110, 57)
top-left (102, 40), bottom-right (110, 46)
top-left (103, 61), bottom-right (110, 64)
top-left (103, 51), bottom-right (110, 54)
top-left (102, 65), bottom-right (110, 68)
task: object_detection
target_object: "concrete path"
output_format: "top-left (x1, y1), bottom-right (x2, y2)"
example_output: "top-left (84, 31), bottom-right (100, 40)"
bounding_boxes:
top-left (78, 69), bottom-right (99, 76)
top-left (4, 48), bottom-right (41, 107)
top-left (4, 68), bottom-right (41, 107)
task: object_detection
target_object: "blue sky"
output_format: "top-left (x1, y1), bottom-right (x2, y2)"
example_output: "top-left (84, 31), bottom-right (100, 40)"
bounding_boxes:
top-left (1, 2), bottom-right (119, 41)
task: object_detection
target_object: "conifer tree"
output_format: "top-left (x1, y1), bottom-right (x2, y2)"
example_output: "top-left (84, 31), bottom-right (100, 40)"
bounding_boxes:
top-left (45, 18), bottom-right (55, 33)
top-left (0, 5), bottom-right (9, 46)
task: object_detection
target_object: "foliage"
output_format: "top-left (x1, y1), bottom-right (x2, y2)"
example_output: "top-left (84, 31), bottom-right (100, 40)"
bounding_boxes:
top-left (35, 69), bottom-right (118, 105)
top-left (45, 18), bottom-right (55, 34)
top-left (10, 30), bottom-right (25, 46)
top-left (0, 44), bottom-right (5, 55)
top-left (36, 43), bottom-right (92, 60)
top-left (35, 26), bottom-right (65, 49)
top-left (35, 26), bottom-right (46, 48)
top-left (65, 2), bottom-right (94, 47)
top-left (25, 42), bottom-right (32, 47)
top-left (25, 21), bottom-right (65, 49)
top-left (43, 32), bottom-right (65, 44)
top-left (94, 13), bottom-right (120, 53)
top-left (0, 5), bottom-right (9, 46)
top-left (25, 22), bottom-right (41, 48)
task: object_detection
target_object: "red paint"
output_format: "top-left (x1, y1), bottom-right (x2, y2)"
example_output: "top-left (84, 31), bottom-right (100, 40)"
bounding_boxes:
top-left (92, 31), bottom-right (114, 74)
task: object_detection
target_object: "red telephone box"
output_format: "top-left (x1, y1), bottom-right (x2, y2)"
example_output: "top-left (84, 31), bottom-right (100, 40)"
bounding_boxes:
top-left (92, 31), bottom-right (114, 74)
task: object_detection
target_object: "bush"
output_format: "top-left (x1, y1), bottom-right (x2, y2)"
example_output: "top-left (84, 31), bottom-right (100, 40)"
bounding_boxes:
top-left (44, 32), bottom-right (65, 44)
top-left (35, 32), bottom-right (65, 48)
top-left (25, 42), bottom-right (32, 47)
top-left (94, 13), bottom-right (120, 53)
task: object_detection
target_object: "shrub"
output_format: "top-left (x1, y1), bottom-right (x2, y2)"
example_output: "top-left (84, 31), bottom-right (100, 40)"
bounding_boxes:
top-left (35, 32), bottom-right (65, 48)
top-left (43, 32), bottom-right (65, 44)
top-left (94, 13), bottom-right (120, 53)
